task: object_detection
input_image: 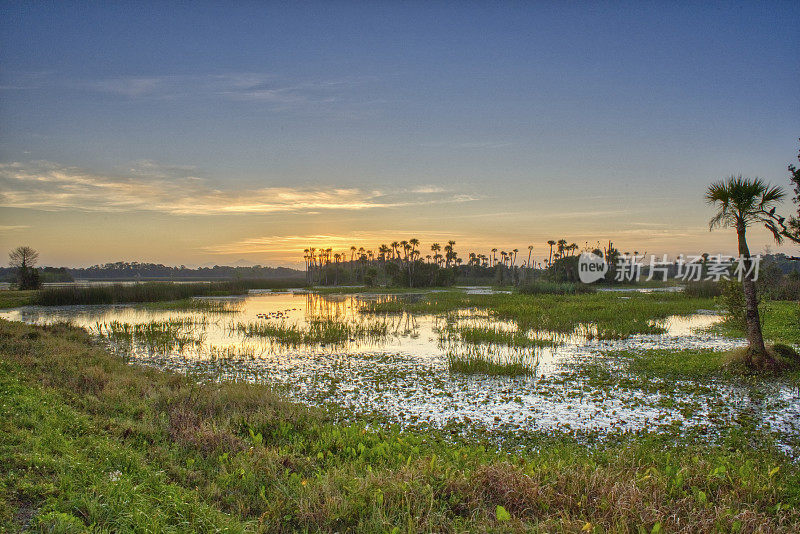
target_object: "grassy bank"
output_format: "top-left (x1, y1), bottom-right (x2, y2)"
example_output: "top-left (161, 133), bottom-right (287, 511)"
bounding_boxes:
top-left (1, 319), bottom-right (799, 532)
top-left (0, 290), bottom-right (36, 309)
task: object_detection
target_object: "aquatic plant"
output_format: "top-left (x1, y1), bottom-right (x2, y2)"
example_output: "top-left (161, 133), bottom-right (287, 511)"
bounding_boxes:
top-left (233, 317), bottom-right (389, 346)
top-left (447, 345), bottom-right (539, 376)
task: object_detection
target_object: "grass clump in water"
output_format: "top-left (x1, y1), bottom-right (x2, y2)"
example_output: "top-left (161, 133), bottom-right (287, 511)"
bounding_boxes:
top-left (234, 318), bottom-right (389, 346)
top-left (96, 318), bottom-right (207, 353)
top-left (447, 346), bottom-right (538, 376)
top-left (142, 297), bottom-right (243, 313)
top-left (440, 323), bottom-right (559, 348)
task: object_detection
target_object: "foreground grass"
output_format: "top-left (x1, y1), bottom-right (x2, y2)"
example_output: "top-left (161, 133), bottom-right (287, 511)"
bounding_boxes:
top-left (364, 291), bottom-right (719, 339)
top-left (1, 319), bottom-right (799, 532)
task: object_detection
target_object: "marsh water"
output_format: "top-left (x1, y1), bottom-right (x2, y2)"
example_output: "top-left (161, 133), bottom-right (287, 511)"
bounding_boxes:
top-left (3, 290), bottom-right (799, 449)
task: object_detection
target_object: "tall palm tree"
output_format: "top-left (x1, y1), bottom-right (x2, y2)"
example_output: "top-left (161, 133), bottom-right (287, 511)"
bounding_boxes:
top-left (556, 239), bottom-right (567, 259)
top-left (707, 175), bottom-right (785, 367)
top-left (527, 245), bottom-right (533, 268)
top-left (491, 248), bottom-right (498, 267)
top-left (546, 240), bottom-right (556, 266)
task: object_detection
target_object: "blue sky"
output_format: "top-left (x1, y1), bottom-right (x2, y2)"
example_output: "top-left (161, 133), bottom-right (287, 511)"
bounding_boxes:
top-left (1, 2), bottom-right (798, 266)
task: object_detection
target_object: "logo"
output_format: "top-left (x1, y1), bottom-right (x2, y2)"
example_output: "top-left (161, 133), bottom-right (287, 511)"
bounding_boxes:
top-left (578, 252), bottom-right (608, 283)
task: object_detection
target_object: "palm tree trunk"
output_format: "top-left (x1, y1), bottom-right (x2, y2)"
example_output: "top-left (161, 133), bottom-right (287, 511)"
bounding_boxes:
top-left (736, 224), bottom-right (768, 364)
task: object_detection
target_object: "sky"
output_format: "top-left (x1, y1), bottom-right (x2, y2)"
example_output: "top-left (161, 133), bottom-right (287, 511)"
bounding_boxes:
top-left (1, 1), bottom-right (799, 268)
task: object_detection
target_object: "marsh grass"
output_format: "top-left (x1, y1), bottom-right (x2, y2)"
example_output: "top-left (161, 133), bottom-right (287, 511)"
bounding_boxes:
top-left (439, 323), bottom-right (560, 348)
top-left (96, 318), bottom-right (207, 353)
top-left (447, 346), bottom-right (539, 376)
top-left (517, 280), bottom-right (595, 295)
top-left (364, 291), bottom-right (716, 339)
top-left (34, 279), bottom-right (304, 306)
top-left (1, 319), bottom-right (799, 532)
top-left (143, 297), bottom-right (244, 313)
top-left (233, 317), bottom-right (389, 346)
top-left (0, 290), bottom-right (36, 309)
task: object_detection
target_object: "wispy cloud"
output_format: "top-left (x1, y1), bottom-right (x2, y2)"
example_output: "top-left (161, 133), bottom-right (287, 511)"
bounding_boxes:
top-left (0, 161), bottom-right (471, 215)
top-left (0, 225), bottom-right (30, 232)
top-left (2, 71), bottom-right (379, 112)
top-left (202, 231), bottom-right (469, 255)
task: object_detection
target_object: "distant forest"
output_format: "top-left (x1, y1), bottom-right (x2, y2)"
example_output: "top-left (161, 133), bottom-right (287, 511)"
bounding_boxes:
top-left (0, 262), bottom-right (303, 283)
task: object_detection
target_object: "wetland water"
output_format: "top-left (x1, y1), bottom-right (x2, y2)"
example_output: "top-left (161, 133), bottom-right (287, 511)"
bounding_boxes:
top-left (3, 291), bottom-right (798, 448)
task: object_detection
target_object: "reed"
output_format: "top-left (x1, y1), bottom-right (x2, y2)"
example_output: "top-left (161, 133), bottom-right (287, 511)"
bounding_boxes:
top-left (95, 318), bottom-right (207, 353)
top-left (446, 345), bottom-right (538, 376)
top-left (233, 317), bottom-right (389, 346)
top-left (439, 323), bottom-right (559, 348)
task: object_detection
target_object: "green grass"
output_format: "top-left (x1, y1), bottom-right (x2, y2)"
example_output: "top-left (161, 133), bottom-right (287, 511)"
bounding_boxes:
top-left (142, 297), bottom-right (244, 313)
top-left (447, 348), bottom-right (538, 376)
top-left (439, 323), bottom-right (560, 348)
top-left (517, 280), bottom-right (595, 295)
top-left (96, 318), bottom-right (207, 353)
top-left (364, 291), bottom-right (719, 339)
top-left (1, 319), bottom-right (799, 531)
top-left (233, 317), bottom-right (389, 346)
top-left (713, 301), bottom-right (800, 345)
top-left (0, 290), bottom-right (36, 309)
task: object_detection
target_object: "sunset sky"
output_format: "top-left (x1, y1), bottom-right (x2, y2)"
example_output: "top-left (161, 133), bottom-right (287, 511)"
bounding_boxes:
top-left (1, 2), bottom-right (799, 268)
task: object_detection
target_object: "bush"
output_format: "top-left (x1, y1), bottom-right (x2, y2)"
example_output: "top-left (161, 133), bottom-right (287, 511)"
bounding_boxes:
top-left (719, 279), bottom-right (746, 329)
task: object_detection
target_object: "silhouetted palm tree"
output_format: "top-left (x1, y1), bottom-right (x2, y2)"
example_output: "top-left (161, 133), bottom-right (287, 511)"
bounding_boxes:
top-left (546, 240), bottom-right (555, 266)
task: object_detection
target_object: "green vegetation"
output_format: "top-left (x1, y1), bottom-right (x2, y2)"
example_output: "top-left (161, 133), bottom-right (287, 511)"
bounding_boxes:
top-left (447, 346), bottom-right (538, 376)
top-left (34, 279), bottom-right (304, 306)
top-left (714, 300), bottom-right (800, 345)
top-left (684, 280), bottom-right (723, 298)
top-left (364, 291), bottom-right (718, 340)
top-left (517, 280), bottom-right (595, 295)
top-left (96, 318), bottom-right (207, 353)
top-left (0, 290), bottom-right (35, 309)
top-left (439, 323), bottom-right (559, 348)
top-left (2, 319), bottom-right (799, 532)
top-left (142, 297), bottom-right (244, 313)
top-left (234, 318), bottom-right (389, 346)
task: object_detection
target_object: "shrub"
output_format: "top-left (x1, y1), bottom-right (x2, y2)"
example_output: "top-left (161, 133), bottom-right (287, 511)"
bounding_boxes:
top-left (719, 279), bottom-right (746, 329)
